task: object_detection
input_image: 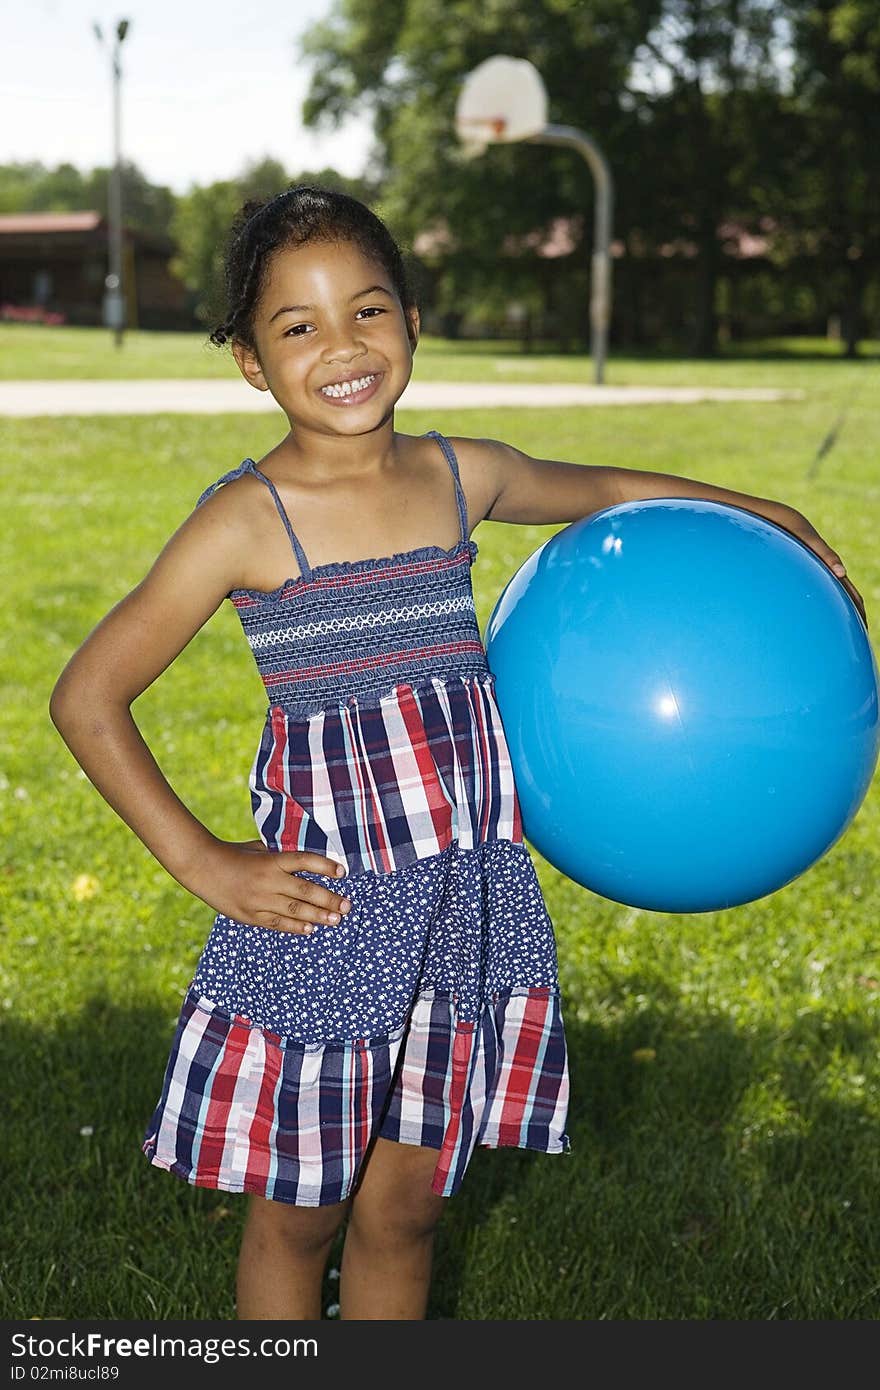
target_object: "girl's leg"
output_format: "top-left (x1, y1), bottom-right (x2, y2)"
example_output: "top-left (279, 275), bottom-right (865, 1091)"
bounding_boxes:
top-left (236, 1194), bottom-right (348, 1319)
top-left (340, 1137), bottom-right (447, 1320)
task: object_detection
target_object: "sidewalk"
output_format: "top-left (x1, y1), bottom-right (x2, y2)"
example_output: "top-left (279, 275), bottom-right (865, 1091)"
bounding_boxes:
top-left (0, 379), bottom-right (804, 416)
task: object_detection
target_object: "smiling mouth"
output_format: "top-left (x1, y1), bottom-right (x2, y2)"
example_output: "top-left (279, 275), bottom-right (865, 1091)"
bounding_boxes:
top-left (318, 372), bottom-right (382, 404)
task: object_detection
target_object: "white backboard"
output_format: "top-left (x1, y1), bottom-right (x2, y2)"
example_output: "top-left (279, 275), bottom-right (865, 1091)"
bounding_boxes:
top-left (455, 55), bottom-right (549, 157)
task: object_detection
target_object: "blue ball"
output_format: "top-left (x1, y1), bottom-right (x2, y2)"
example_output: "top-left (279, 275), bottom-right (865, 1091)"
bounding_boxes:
top-left (485, 499), bottom-right (879, 913)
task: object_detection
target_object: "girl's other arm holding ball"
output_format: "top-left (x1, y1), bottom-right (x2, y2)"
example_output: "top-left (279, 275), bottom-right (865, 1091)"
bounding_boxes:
top-left (49, 485), bottom-right (350, 936)
top-left (466, 437), bottom-right (867, 630)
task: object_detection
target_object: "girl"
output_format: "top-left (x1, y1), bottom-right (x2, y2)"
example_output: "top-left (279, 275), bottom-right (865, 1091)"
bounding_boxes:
top-left (49, 185), bottom-right (866, 1323)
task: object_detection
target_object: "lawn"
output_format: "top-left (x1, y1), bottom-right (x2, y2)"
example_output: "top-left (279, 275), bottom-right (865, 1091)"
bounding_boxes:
top-left (1, 320), bottom-right (879, 388)
top-left (1, 363), bottom-right (878, 1319)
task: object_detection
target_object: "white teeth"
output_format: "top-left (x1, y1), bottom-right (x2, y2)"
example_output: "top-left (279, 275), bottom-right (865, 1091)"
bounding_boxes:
top-left (320, 374), bottom-right (377, 399)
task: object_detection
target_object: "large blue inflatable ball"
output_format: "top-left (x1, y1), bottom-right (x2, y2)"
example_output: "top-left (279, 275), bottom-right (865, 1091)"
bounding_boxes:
top-left (485, 498), bottom-right (879, 913)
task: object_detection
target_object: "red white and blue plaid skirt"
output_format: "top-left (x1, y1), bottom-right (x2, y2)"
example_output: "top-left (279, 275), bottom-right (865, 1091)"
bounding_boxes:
top-left (141, 837), bottom-right (570, 1205)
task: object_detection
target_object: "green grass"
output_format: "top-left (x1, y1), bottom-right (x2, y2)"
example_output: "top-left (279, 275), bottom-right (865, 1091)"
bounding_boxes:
top-left (1, 381), bottom-right (879, 1320)
top-left (1, 321), bottom-right (879, 385)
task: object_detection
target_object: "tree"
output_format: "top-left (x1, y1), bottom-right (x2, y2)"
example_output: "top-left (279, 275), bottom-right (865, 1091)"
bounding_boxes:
top-left (298, 1), bottom-right (820, 355)
top-left (0, 162), bottom-right (48, 213)
top-left (598, 1), bottom-right (795, 355)
top-left (786, 0), bottom-right (880, 355)
top-left (0, 159), bottom-right (176, 238)
top-left (299, 0), bottom-right (661, 348)
top-left (84, 161), bottom-right (177, 240)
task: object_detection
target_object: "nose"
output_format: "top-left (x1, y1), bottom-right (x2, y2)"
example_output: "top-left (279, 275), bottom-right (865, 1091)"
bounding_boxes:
top-left (325, 346), bottom-right (366, 365)
top-left (322, 327), bottom-right (368, 365)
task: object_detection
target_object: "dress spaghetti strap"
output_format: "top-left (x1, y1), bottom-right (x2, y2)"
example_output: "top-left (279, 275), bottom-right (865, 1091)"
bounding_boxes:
top-left (426, 430), bottom-right (469, 546)
top-left (196, 459), bottom-right (312, 582)
top-left (248, 463), bottom-right (313, 582)
top-left (195, 459), bottom-right (254, 508)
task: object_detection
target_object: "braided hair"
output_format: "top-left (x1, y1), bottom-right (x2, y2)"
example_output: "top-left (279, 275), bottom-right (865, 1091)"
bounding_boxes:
top-left (208, 185), bottom-right (416, 353)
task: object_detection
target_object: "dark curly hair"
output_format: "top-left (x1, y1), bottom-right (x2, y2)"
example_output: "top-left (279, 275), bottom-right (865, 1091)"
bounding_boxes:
top-left (208, 185), bottom-right (416, 353)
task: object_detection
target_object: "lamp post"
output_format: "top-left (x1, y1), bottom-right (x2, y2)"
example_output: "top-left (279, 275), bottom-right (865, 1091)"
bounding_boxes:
top-left (93, 18), bottom-right (130, 348)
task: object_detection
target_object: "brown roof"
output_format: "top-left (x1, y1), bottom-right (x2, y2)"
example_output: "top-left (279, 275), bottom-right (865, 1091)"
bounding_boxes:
top-left (0, 211), bottom-right (103, 234)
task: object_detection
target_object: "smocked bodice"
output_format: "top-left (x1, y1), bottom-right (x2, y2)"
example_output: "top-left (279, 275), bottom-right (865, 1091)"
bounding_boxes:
top-left (229, 537), bottom-right (486, 717)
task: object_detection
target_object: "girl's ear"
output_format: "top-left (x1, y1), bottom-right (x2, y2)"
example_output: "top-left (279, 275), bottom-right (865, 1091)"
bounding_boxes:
top-left (231, 339), bottom-right (270, 392)
top-left (406, 305), bottom-right (420, 353)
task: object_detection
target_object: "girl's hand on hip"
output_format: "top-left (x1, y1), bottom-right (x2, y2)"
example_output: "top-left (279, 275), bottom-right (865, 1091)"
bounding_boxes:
top-left (195, 838), bottom-right (352, 934)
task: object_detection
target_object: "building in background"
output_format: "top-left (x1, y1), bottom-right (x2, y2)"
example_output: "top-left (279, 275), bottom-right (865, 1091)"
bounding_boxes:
top-left (0, 211), bottom-right (197, 330)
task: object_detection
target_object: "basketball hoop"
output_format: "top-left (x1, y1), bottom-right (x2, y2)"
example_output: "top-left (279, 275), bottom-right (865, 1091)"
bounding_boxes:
top-left (454, 55), bottom-right (547, 154)
top-left (453, 53), bottom-right (615, 385)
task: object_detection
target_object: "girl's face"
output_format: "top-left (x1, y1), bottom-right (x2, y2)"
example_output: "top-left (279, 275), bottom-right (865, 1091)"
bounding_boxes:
top-left (232, 238), bottom-right (419, 439)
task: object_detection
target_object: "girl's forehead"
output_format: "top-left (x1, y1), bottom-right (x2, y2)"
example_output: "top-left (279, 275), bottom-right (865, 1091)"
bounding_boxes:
top-left (265, 239), bottom-right (386, 291)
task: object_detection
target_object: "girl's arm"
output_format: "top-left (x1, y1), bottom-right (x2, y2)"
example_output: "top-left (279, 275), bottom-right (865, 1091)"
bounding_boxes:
top-left (49, 482), bottom-right (350, 936)
top-left (470, 437), bottom-right (867, 629)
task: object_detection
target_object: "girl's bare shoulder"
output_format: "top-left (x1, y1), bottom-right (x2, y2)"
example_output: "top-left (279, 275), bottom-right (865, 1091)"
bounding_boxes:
top-left (187, 468), bottom-right (288, 592)
top-left (441, 434), bottom-right (515, 527)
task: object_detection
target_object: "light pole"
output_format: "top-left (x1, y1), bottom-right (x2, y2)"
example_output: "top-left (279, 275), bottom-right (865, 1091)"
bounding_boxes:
top-left (93, 18), bottom-right (130, 348)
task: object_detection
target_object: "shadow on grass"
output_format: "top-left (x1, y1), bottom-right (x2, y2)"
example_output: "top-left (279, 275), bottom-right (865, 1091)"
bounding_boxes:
top-left (429, 981), bottom-right (880, 1319)
top-left (1, 990), bottom-right (878, 1320)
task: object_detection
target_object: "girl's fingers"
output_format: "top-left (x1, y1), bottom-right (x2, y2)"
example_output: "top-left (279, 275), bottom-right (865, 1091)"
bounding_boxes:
top-left (245, 884), bottom-right (354, 936)
top-left (785, 513), bottom-right (849, 582)
top-left (220, 862), bottom-right (353, 935)
top-left (281, 889), bottom-right (349, 926)
top-left (274, 860), bottom-right (352, 917)
top-left (256, 911), bottom-right (316, 936)
top-left (276, 850), bottom-right (347, 878)
top-left (257, 895), bottom-right (349, 935)
top-left (253, 898), bottom-right (337, 935)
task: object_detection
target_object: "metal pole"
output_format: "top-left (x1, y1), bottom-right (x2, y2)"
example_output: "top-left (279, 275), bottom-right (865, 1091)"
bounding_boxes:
top-left (525, 125), bottom-right (614, 385)
top-left (109, 36), bottom-right (124, 348)
top-left (94, 20), bottom-right (129, 347)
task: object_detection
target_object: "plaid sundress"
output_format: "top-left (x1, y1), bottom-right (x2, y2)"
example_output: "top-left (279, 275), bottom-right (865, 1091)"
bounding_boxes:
top-left (141, 429), bottom-right (570, 1204)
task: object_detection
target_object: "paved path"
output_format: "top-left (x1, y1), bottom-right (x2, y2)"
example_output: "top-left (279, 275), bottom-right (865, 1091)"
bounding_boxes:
top-left (0, 379), bottom-right (804, 416)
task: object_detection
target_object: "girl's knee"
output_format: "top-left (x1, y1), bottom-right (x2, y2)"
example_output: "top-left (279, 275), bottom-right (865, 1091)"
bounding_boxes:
top-left (349, 1172), bottom-right (446, 1245)
top-left (244, 1192), bottom-right (347, 1256)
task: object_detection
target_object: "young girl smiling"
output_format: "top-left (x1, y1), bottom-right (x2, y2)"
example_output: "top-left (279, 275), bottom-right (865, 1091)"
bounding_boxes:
top-left (50, 185), bottom-right (864, 1321)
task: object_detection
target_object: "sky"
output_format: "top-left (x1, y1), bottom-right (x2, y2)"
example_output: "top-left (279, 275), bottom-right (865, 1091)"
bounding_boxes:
top-left (2, 0), bottom-right (374, 193)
